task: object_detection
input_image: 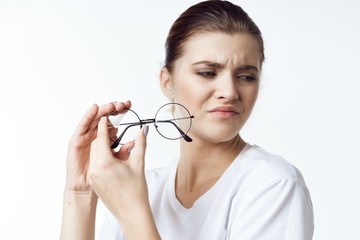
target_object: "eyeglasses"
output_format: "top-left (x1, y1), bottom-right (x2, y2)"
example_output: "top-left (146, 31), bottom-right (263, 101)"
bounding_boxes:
top-left (109, 103), bottom-right (194, 149)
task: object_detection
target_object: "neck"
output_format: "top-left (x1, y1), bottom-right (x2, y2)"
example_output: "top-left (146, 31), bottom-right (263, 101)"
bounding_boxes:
top-left (177, 135), bottom-right (246, 191)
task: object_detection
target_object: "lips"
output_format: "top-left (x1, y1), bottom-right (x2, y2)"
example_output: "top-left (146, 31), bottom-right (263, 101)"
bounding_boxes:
top-left (209, 106), bottom-right (240, 113)
top-left (208, 106), bottom-right (240, 118)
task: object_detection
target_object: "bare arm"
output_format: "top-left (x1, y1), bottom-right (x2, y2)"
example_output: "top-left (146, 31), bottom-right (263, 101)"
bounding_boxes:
top-left (119, 201), bottom-right (161, 240)
top-left (60, 190), bottom-right (98, 240)
top-left (60, 101), bottom-right (132, 240)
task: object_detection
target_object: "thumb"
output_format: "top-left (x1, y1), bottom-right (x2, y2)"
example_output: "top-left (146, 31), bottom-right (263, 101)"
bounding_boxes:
top-left (130, 125), bottom-right (149, 166)
top-left (96, 116), bottom-right (113, 158)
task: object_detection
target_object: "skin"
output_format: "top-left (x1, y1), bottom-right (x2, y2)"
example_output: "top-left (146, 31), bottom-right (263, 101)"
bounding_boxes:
top-left (61, 101), bottom-right (161, 240)
top-left (61, 32), bottom-right (261, 239)
top-left (160, 32), bottom-right (261, 208)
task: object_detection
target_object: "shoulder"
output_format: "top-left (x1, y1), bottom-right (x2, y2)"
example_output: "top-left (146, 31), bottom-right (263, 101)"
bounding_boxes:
top-left (227, 145), bottom-right (314, 238)
top-left (241, 144), bottom-right (306, 184)
top-left (233, 144), bottom-right (312, 210)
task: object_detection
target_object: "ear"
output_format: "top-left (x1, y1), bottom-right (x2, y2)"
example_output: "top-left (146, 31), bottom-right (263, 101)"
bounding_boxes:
top-left (159, 67), bottom-right (174, 99)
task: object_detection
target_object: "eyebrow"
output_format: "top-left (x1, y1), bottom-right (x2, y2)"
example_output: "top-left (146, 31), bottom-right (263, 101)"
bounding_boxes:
top-left (192, 61), bottom-right (259, 72)
top-left (192, 61), bottom-right (222, 68)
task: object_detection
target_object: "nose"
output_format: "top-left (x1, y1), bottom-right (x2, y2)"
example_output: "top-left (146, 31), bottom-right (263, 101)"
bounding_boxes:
top-left (214, 74), bottom-right (239, 101)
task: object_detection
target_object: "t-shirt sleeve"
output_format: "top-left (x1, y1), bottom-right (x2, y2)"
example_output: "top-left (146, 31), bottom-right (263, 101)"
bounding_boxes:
top-left (227, 176), bottom-right (314, 240)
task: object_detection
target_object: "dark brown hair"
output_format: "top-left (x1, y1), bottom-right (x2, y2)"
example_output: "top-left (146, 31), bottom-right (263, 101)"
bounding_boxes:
top-left (164, 0), bottom-right (265, 72)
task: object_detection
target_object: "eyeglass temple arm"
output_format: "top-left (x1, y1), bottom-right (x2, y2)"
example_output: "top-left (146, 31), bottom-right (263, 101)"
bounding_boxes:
top-left (111, 122), bottom-right (143, 149)
top-left (111, 116), bottom-right (194, 149)
top-left (110, 119), bottom-right (158, 149)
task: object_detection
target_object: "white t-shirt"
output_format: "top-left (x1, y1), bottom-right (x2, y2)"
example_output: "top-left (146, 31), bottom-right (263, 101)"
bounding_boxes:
top-left (98, 144), bottom-right (314, 240)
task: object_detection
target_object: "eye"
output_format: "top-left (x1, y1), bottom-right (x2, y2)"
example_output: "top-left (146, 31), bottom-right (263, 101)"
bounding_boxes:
top-left (197, 71), bottom-right (217, 78)
top-left (237, 74), bottom-right (257, 82)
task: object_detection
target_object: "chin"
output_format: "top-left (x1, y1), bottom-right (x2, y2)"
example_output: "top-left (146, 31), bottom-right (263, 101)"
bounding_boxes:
top-left (193, 130), bottom-right (241, 144)
top-left (189, 121), bottom-right (244, 142)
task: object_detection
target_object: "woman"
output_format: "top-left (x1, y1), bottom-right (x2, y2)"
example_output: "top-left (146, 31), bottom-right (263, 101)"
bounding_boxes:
top-left (61, 1), bottom-right (314, 239)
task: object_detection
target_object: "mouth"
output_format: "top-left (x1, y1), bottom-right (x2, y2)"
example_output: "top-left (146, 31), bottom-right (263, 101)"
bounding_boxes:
top-left (208, 106), bottom-right (240, 118)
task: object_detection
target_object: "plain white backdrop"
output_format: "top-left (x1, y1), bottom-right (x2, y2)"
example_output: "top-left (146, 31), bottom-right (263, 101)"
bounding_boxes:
top-left (0, 0), bottom-right (359, 239)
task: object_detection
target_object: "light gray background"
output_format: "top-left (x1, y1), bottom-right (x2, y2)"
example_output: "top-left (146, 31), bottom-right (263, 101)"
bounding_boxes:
top-left (0, 0), bottom-right (359, 239)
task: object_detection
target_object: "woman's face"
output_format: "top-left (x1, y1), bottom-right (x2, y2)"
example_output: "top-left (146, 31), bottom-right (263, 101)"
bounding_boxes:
top-left (162, 32), bottom-right (261, 144)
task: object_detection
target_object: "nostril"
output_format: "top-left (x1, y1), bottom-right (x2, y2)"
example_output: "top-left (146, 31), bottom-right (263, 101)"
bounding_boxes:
top-left (214, 88), bottom-right (239, 101)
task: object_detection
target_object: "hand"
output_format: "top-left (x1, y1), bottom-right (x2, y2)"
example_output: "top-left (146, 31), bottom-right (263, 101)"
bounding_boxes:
top-left (88, 115), bottom-right (150, 221)
top-left (65, 101), bottom-right (132, 194)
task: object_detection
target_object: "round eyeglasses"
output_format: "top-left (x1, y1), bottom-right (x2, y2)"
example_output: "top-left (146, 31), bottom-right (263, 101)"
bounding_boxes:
top-left (108, 103), bottom-right (194, 149)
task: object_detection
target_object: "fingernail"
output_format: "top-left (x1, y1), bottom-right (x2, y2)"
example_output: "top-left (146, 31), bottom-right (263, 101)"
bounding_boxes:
top-left (127, 146), bottom-right (134, 153)
top-left (143, 125), bottom-right (149, 137)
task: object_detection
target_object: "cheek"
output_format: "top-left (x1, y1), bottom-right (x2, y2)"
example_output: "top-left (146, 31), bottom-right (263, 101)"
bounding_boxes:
top-left (241, 86), bottom-right (259, 109)
top-left (173, 81), bottom-right (210, 103)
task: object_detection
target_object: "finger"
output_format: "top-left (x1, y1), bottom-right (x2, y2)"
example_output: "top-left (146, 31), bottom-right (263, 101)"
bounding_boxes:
top-left (108, 111), bottom-right (127, 127)
top-left (111, 100), bottom-right (132, 115)
top-left (130, 125), bottom-right (149, 167)
top-left (109, 128), bottom-right (119, 146)
top-left (89, 101), bottom-right (130, 130)
top-left (96, 116), bottom-right (113, 158)
top-left (89, 103), bottom-right (116, 129)
top-left (73, 104), bottom-right (99, 136)
top-left (113, 141), bottom-right (135, 160)
top-left (108, 126), bottom-right (118, 138)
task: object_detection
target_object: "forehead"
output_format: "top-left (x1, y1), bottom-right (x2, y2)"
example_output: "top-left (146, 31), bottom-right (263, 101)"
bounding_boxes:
top-left (178, 32), bottom-right (261, 68)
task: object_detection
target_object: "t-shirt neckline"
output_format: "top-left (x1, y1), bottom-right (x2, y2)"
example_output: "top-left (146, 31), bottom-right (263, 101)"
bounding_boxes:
top-left (166, 143), bottom-right (252, 217)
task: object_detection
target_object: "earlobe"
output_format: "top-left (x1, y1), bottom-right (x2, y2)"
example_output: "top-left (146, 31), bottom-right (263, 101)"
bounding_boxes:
top-left (159, 67), bottom-right (174, 99)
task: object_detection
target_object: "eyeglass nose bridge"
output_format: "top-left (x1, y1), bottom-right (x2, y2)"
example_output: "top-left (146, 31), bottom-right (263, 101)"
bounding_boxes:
top-left (140, 119), bottom-right (156, 125)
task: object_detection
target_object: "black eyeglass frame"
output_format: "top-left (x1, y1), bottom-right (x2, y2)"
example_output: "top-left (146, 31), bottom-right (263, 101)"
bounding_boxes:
top-left (110, 103), bottom-right (194, 149)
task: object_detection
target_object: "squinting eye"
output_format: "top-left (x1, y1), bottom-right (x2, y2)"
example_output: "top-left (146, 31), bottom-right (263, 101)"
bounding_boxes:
top-left (237, 75), bottom-right (257, 82)
top-left (197, 71), bottom-right (217, 78)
